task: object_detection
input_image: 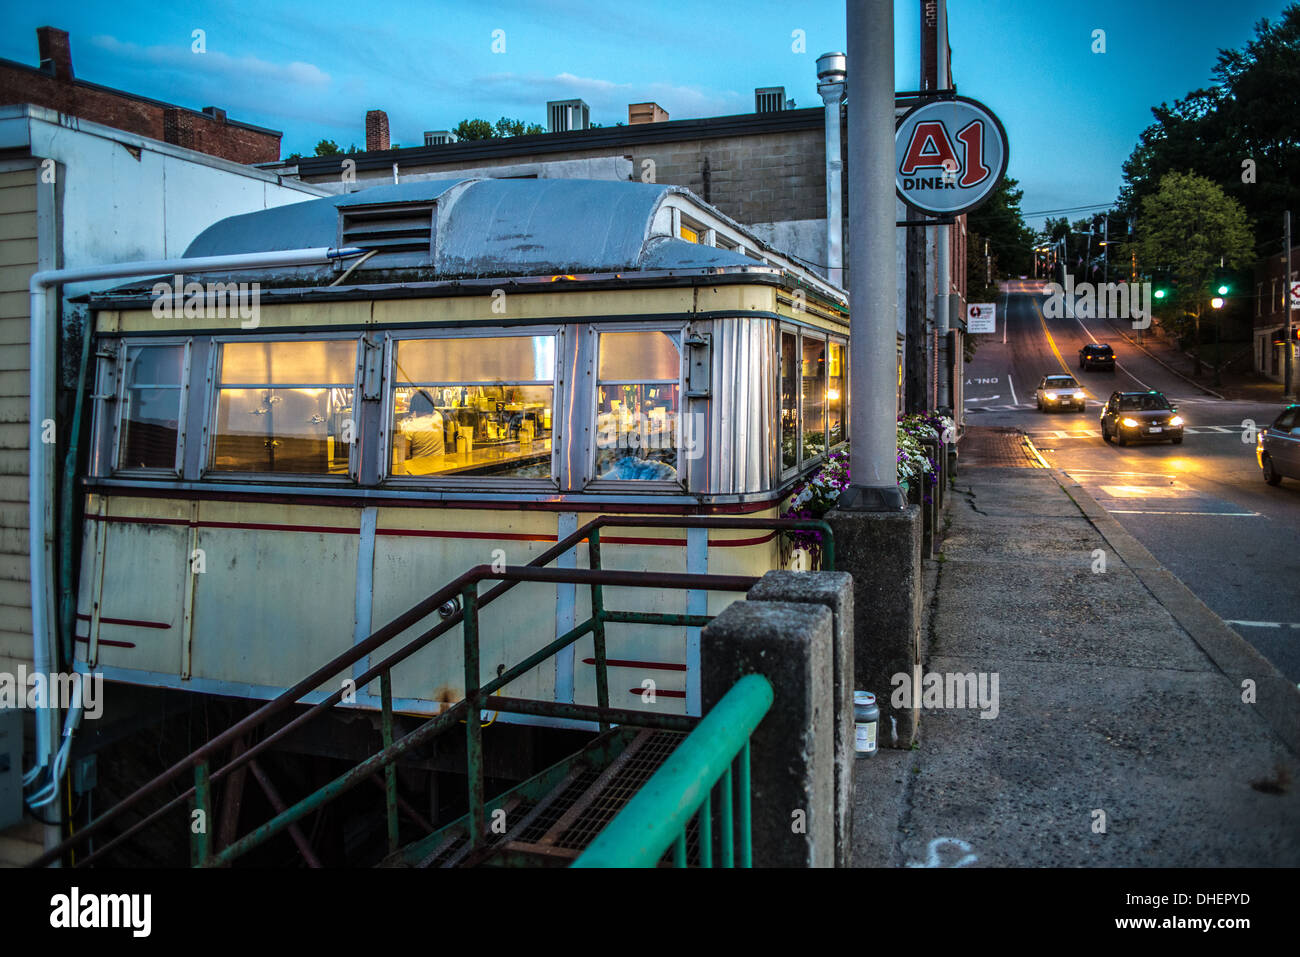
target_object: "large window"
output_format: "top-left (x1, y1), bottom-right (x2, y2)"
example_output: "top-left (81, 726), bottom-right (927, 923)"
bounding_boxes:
top-left (827, 340), bottom-right (846, 447)
top-left (389, 335), bottom-right (555, 479)
top-left (118, 343), bottom-right (186, 471)
top-left (594, 331), bottom-right (681, 481)
top-left (801, 334), bottom-right (827, 461)
top-left (780, 332), bottom-right (798, 470)
top-left (209, 339), bottom-right (358, 474)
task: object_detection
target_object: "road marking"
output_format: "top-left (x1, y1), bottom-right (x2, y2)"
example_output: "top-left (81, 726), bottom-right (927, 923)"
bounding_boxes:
top-left (1107, 509), bottom-right (1259, 516)
top-left (1033, 297), bottom-right (1075, 378)
top-left (1068, 310), bottom-right (1153, 391)
top-left (965, 395), bottom-right (1001, 402)
top-left (1224, 620), bottom-right (1300, 629)
top-left (1007, 374), bottom-right (1018, 406)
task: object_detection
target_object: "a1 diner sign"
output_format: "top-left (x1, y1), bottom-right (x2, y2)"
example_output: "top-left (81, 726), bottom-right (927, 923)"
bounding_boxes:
top-left (895, 95), bottom-right (1009, 217)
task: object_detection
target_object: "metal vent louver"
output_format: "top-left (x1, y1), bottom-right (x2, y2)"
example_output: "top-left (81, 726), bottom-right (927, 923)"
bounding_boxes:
top-left (339, 203), bottom-right (435, 265)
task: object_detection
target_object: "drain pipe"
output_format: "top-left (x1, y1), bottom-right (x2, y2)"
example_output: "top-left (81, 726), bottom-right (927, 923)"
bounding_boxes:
top-left (27, 244), bottom-right (367, 853)
top-left (934, 0), bottom-right (953, 412)
top-left (817, 52), bottom-right (848, 288)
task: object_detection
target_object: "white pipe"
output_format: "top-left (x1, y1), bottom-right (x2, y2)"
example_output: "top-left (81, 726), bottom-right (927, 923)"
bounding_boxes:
top-left (817, 53), bottom-right (847, 288)
top-left (935, 0), bottom-right (952, 410)
top-left (27, 244), bottom-right (365, 851)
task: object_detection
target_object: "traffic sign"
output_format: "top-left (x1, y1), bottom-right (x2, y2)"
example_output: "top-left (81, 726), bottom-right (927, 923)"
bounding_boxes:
top-left (895, 96), bottom-right (1009, 216)
top-left (966, 303), bottom-right (996, 333)
top-left (1290, 281), bottom-right (1299, 310)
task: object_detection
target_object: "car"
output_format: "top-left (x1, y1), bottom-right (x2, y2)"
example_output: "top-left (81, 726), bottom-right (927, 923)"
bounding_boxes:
top-left (1079, 343), bottom-right (1116, 371)
top-left (1035, 374), bottom-right (1086, 412)
top-left (1256, 404), bottom-right (1300, 486)
top-left (1100, 391), bottom-right (1184, 446)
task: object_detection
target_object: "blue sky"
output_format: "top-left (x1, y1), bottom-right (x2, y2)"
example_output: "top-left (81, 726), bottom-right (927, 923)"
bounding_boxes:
top-left (1, 1), bottom-right (1291, 231)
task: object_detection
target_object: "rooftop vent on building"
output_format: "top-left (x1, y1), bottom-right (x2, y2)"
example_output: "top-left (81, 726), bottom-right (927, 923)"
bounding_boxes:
top-left (547, 99), bottom-right (590, 133)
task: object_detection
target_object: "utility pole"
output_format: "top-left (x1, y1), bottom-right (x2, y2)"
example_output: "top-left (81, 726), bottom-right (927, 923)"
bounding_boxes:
top-left (840, 0), bottom-right (904, 510)
top-left (1287, 211), bottom-right (1295, 399)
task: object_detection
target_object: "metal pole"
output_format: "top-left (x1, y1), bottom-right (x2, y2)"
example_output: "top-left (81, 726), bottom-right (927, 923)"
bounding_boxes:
top-left (818, 54), bottom-right (847, 288)
top-left (934, 0), bottom-right (951, 412)
top-left (1286, 211), bottom-right (1294, 399)
top-left (840, 0), bottom-right (904, 511)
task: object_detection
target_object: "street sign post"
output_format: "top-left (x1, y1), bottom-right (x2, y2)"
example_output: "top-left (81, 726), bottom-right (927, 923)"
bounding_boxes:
top-left (895, 95), bottom-right (1009, 216)
top-left (966, 303), bottom-right (996, 333)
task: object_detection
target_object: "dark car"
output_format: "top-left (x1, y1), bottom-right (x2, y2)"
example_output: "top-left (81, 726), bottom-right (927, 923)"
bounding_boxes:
top-left (1100, 391), bottom-right (1184, 446)
top-left (1079, 343), bottom-right (1116, 371)
top-left (1256, 404), bottom-right (1300, 486)
top-left (1035, 374), bottom-right (1086, 412)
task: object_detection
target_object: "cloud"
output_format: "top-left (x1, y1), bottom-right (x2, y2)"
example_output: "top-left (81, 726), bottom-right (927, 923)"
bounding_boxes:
top-left (88, 34), bottom-right (331, 89)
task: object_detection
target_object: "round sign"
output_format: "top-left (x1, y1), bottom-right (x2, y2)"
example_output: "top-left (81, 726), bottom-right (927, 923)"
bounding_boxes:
top-left (895, 95), bottom-right (1009, 216)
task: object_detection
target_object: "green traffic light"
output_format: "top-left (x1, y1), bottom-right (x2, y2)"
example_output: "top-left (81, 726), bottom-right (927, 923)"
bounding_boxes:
top-left (1154, 289), bottom-right (1166, 299)
top-left (1217, 284), bottom-right (1229, 295)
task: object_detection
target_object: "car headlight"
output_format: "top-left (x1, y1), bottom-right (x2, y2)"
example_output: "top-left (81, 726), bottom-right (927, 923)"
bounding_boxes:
top-left (1073, 391), bottom-right (1085, 399)
top-left (1045, 392), bottom-right (1057, 399)
top-left (1121, 417), bottom-right (1140, 428)
top-left (1169, 415), bottom-right (1183, 427)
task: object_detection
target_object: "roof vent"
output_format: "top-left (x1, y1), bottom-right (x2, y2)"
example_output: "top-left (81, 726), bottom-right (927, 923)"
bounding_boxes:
top-left (338, 203), bottom-right (435, 266)
top-left (755, 87), bottom-right (787, 113)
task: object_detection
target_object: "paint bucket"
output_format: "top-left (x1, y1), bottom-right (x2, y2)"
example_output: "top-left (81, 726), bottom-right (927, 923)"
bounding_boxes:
top-left (854, 691), bottom-right (879, 757)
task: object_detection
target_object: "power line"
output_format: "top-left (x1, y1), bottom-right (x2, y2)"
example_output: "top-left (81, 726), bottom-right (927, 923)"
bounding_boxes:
top-left (1022, 202), bottom-right (1119, 217)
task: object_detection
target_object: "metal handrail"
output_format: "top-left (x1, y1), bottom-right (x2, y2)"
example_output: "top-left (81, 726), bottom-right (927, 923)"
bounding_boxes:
top-left (573, 673), bottom-right (774, 868)
top-left (33, 514), bottom-right (831, 867)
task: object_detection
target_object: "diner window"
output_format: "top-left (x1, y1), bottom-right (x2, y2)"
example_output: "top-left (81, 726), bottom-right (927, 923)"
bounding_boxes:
top-left (389, 335), bottom-right (555, 479)
top-left (780, 331), bottom-right (798, 470)
top-left (210, 339), bottom-right (358, 474)
top-left (118, 343), bottom-right (186, 471)
top-left (595, 331), bottom-right (681, 481)
top-left (828, 340), bottom-right (846, 447)
top-left (801, 334), bottom-right (827, 460)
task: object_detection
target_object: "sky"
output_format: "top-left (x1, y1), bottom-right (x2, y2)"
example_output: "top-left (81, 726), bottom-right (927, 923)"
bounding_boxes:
top-left (1, 0), bottom-right (1292, 232)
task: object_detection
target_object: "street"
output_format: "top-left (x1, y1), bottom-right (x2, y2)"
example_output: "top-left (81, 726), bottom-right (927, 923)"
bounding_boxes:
top-left (963, 281), bottom-right (1300, 683)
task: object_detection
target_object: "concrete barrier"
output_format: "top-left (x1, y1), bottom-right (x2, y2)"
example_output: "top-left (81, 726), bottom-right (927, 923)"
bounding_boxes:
top-left (701, 599), bottom-right (836, 867)
top-left (824, 506), bottom-right (924, 748)
top-left (747, 570), bottom-right (854, 868)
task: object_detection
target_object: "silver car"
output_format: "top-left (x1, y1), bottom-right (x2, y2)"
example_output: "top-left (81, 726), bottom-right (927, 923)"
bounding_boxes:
top-left (1035, 374), bottom-right (1086, 412)
top-left (1257, 404), bottom-right (1300, 486)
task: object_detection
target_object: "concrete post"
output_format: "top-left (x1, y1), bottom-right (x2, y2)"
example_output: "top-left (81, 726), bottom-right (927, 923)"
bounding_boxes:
top-left (747, 570), bottom-right (854, 868)
top-left (825, 505), bottom-right (924, 747)
top-left (701, 600), bottom-right (835, 867)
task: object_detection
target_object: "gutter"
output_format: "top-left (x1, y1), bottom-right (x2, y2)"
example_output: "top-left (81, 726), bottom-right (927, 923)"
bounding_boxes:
top-left (26, 244), bottom-right (366, 855)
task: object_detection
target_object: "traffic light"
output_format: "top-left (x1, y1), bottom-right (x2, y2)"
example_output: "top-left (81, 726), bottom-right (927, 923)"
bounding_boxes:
top-left (1216, 284), bottom-right (1229, 296)
top-left (1154, 288), bottom-right (1167, 300)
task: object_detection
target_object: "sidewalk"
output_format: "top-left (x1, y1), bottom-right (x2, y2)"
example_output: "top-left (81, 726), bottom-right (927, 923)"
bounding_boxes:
top-left (852, 429), bottom-right (1300, 866)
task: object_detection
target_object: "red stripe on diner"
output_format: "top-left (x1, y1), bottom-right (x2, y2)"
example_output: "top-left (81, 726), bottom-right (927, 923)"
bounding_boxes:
top-left (76, 613), bottom-right (170, 629)
top-left (582, 657), bottom-right (687, 672)
top-left (376, 528), bottom-right (556, 542)
top-left (628, 688), bottom-right (686, 699)
top-left (74, 635), bottom-right (136, 649)
top-left (87, 518), bottom-right (774, 547)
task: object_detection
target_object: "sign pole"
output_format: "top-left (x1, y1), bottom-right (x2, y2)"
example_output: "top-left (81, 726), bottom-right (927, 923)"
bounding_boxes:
top-left (1286, 210), bottom-right (1294, 400)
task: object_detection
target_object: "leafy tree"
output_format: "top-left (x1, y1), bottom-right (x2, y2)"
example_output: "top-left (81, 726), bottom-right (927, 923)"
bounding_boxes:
top-left (1134, 171), bottom-right (1254, 372)
top-left (1117, 5), bottom-right (1300, 251)
top-left (453, 118), bottom-right (495, 141)
top-left (314, 139), bottom-right (341, 156)
top-left (967, 176), bottom-right (1035, 278)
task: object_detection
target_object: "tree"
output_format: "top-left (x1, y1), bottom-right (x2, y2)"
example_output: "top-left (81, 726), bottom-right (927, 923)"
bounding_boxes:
top-left (314, 139), bottom-right (341, 156)
top-left (454, 117), bottom-right (543, 140)
top-left (967, 176), bottom-right (1035, 278)
top-left (1135, 171), bottom-right (1254, 373)
top-left (1117, 5), bottom-right (1300, 251)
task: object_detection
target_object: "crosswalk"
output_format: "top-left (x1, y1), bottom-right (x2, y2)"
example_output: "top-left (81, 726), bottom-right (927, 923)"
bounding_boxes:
top-left (1029, 424), bottom-right (1249, 441)
top-left (967, 395), bottom-right (1230, 413)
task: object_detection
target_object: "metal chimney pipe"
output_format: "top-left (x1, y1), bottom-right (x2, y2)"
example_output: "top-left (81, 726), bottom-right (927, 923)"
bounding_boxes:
top-left (817, 52), bottom-right (847, 288)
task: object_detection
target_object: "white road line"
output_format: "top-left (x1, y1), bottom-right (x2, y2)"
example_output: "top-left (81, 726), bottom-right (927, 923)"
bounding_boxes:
top-left (1107, 509), bottom-right (1260, 516)
top-left (1071, 312), bottom-right (1153, 390)
top-left (1224, 620), bottom-right (1300, 629)
top-left (1007, 374), bottom-right (1018, 406)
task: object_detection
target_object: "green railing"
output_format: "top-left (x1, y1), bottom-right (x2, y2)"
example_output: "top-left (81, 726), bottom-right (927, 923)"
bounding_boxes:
top-left (573, 673), bottom-right (773, 868)
top-left (36, 514), bottom-right (831, 869)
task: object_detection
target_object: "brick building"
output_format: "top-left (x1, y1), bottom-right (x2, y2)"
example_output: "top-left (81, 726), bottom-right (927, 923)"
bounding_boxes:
top-left (1253, 245), bottom-right (1300, 383)
top-left (0, 26), bottom-right (281, 165)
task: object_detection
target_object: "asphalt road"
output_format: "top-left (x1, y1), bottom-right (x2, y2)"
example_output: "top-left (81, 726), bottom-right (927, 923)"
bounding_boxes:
top-left (963, 281), bottom-right (1300, 683)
